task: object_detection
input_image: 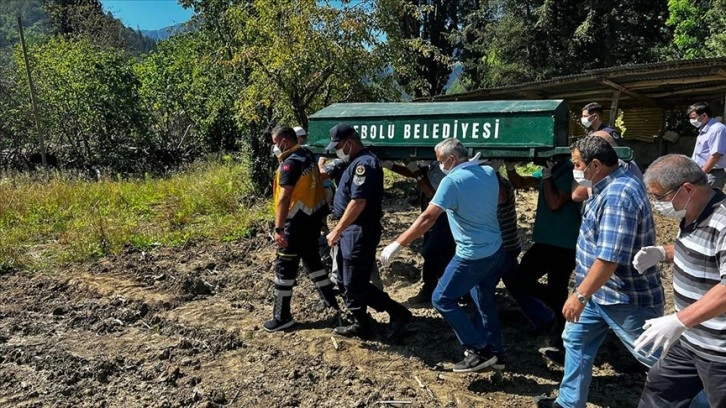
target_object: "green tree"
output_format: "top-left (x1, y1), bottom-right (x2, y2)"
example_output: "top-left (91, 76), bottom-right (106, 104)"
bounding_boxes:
top-left (459, 0), bottom-right (671, 88)
top-left (43, 0), bottom-right (156, 54)
top-left (134, 32), bottom-right (241, 164)
top-left (8, 37), bottom-right (150, 172)
top-left (376, 0), bottom-right (479, 97)
top-left (666, 0), bottom-right (726, 58)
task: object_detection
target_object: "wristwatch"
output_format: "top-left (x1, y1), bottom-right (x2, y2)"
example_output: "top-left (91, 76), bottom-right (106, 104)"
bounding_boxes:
top-left (574, 290), bottom-right (588, 305)
top-left (274, 227), bottom-right (284, 234)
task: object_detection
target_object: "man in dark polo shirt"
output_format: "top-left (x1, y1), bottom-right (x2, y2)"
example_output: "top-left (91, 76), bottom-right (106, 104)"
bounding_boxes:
top-left (633, 154), bottom-right (726, 407)
top-left (581, 102), bottom-right (623, 145)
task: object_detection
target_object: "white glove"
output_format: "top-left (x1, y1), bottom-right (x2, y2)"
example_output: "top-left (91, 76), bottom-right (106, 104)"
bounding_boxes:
top-left (632, 246), bottom-right (666, 274)
top-left (542, 159), bottom-right (555, 179)
top-left (380, 241), bottom-right (402, 267)
top-left (634, 314), bottom-right (687, 356)
top-left (381, 160), bottom-right (394, 170)
top-left (505, 162), bottom-right (516, 172)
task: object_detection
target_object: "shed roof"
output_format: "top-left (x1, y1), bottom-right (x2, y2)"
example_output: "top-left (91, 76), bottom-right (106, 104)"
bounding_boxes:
top-left (429, 58), bottom-right (726, 109)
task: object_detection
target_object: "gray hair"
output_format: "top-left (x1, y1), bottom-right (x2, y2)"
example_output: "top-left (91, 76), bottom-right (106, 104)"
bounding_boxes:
top-left (643, 154), bottom-right (707, 190)
top-left (435, 138), bottom-right (468, 160)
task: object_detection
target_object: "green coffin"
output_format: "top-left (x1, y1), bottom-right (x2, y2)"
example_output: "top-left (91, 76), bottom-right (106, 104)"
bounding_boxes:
top-left (307, 100), bottom-right (631, 161)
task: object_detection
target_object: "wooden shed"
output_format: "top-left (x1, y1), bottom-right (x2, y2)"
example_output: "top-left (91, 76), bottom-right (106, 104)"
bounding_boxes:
top-left (428, 58), bottom-right (726, 165)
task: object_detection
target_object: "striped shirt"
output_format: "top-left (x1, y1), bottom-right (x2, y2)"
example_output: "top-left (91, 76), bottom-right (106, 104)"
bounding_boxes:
top-left (576, 167), bottom-right (664, 306)
top-left (497, 174), bottom-right (521, 253)
top-left (674, 190), bottom-right (726, 362)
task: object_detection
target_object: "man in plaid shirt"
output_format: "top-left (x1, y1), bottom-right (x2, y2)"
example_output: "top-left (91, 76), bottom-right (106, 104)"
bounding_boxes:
top-left (536, 136), bottom-right (665, 408)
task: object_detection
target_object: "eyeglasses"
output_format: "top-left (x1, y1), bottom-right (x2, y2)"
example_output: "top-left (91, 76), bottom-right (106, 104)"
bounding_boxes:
top-left (649, 185), bottom-right (682, 202)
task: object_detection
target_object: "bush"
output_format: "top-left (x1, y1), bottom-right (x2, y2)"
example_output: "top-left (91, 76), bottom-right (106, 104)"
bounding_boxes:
top-left (0, 159), bottom-right (271, 270)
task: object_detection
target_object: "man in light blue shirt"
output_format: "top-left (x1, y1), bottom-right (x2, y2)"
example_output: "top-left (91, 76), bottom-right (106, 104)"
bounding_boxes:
top-left (689, 102), bottom-right (726, 189)
top-left (380, 138), bottom-right (506, 372)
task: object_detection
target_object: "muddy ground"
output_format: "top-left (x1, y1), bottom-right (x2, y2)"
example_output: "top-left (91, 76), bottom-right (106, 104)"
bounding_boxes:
top-left (0, 181), bottom-right (681, 408)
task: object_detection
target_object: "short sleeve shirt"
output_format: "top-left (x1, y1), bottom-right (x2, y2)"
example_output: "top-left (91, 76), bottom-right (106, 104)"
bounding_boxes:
top-left (279, 151), bottom-right (304, 187)
top-left (430, 162), bottom-right (502, 260)
top-left (674, 190), bottom-right (726, 362)
top-left (692, 118), bottom-right (726, 169)
top-left (531, 160), bottom-right (581, 249)
top-left (576, 167), bottom-right (664, 307)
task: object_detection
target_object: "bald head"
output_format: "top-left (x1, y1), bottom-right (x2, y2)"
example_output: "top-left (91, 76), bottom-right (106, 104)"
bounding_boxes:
top-left (592, 130), bottom-right (616, 147)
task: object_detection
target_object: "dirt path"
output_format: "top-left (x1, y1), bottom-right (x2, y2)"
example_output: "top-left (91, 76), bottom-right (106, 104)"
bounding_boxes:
top-left (0, 189), bottom-right (681, 408)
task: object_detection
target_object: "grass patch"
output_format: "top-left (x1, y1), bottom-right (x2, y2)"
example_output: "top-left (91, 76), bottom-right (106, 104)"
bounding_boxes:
top-left (0, 160), bottom-right (272, 271)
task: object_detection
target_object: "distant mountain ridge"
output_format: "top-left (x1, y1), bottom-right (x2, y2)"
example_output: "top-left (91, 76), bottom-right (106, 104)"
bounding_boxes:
top-left (140, 23), bottom-right (186, 41)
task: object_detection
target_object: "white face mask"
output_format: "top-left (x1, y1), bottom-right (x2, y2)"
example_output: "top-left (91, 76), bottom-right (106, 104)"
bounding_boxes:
top-left (272, 144), bottom-right (283, 158)
top-left (653, 187), bottom-right (689, 219)
top-left (439, 156), bottom-right (453, 175)
top-left (573, 161), bottom-right (595, 188)
top-left (581, 115), bottom-right (594, 128)
top-left (335, 141), bottom-right (350, 162)
top-left (690, 118), bottom-right (703, 128)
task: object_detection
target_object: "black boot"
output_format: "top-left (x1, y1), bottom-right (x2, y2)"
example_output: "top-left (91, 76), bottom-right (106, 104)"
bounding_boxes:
top-left (264, 294), bottom-right (294, 332)
top-left (385, 305), bottom-right (413, 342)
top-left (333, 310), bottom-right (372, 339)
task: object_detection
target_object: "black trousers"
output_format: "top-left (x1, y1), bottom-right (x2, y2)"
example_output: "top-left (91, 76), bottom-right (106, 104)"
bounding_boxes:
top-left (338, 224), bottom-right (404, 323)
top-left (273, 216), bottom-right (337, 320)
top-left (639, 340), bottom-right (726, 408)
top-left (420, 214), bottom-right (456, 295)
top-left (502, 242), bottom-right (575, 343)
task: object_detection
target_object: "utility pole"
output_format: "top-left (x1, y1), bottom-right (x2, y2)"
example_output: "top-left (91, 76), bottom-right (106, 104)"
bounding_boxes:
top-left (17, 16), bottom-right (47, 167)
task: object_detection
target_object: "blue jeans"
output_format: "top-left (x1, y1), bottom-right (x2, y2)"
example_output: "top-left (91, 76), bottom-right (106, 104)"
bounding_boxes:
top-left (432, 247), bottom-right (506, 354)
top-left (556, 300), bottom-right (663, 408)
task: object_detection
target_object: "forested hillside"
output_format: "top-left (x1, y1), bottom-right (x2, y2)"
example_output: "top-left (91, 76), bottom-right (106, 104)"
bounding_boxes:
top-left (1, 0), bottom-right (726, 192)
top-left (0, 0), bottom-right (157, 54)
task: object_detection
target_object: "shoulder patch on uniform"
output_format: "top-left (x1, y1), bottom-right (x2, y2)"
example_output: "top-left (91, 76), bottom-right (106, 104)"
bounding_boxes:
top-left (353, 175), bottom-right (366, 186)
top-left (282, 164), bottom-right (291, 172)
top-left (355, 165), bottom-right (366, 176)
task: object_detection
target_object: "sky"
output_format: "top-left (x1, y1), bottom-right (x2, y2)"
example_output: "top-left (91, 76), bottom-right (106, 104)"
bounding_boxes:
top-left (100, 0), bottom-right (194, 31)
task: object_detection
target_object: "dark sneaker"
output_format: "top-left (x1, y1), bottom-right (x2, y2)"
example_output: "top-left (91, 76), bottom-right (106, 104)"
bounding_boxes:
top-left (539, 346), bottom-right (565, 367)
top-left (333, 322), bottom-right (373, 340)
top-left (452, 348), bottom-right (497, 373)
top-left (491, 355), bottom-right (506, 371)
top-left (263, 318), bottom-right (295, 332)
top-left (385, 308), bottom-right (413, 342)
top-left (534, 394), bottom-right (562, 408)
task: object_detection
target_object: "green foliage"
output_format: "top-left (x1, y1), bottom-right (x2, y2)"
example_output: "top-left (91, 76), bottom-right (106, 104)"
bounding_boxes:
top-left (228, 0), bottom-right (388, 126)
top-left (0, 159), bottom-right (269, 270)
top-left (134, 32), bottom-right (242, 164)
top-left (42, 0), bottom-right (156, 54)
top-left (667, 0), bottom-right (726, 58)
top-left (459, 0), bottom-right (671, 88)
top-left (667, 0), bottom-right (709, 58)
top-left (7, 37), bottom-right (152, 173)
top-left (375, 0), bottom-right (485, 98)
top-left (0, 0), bottom-right (48, 49)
